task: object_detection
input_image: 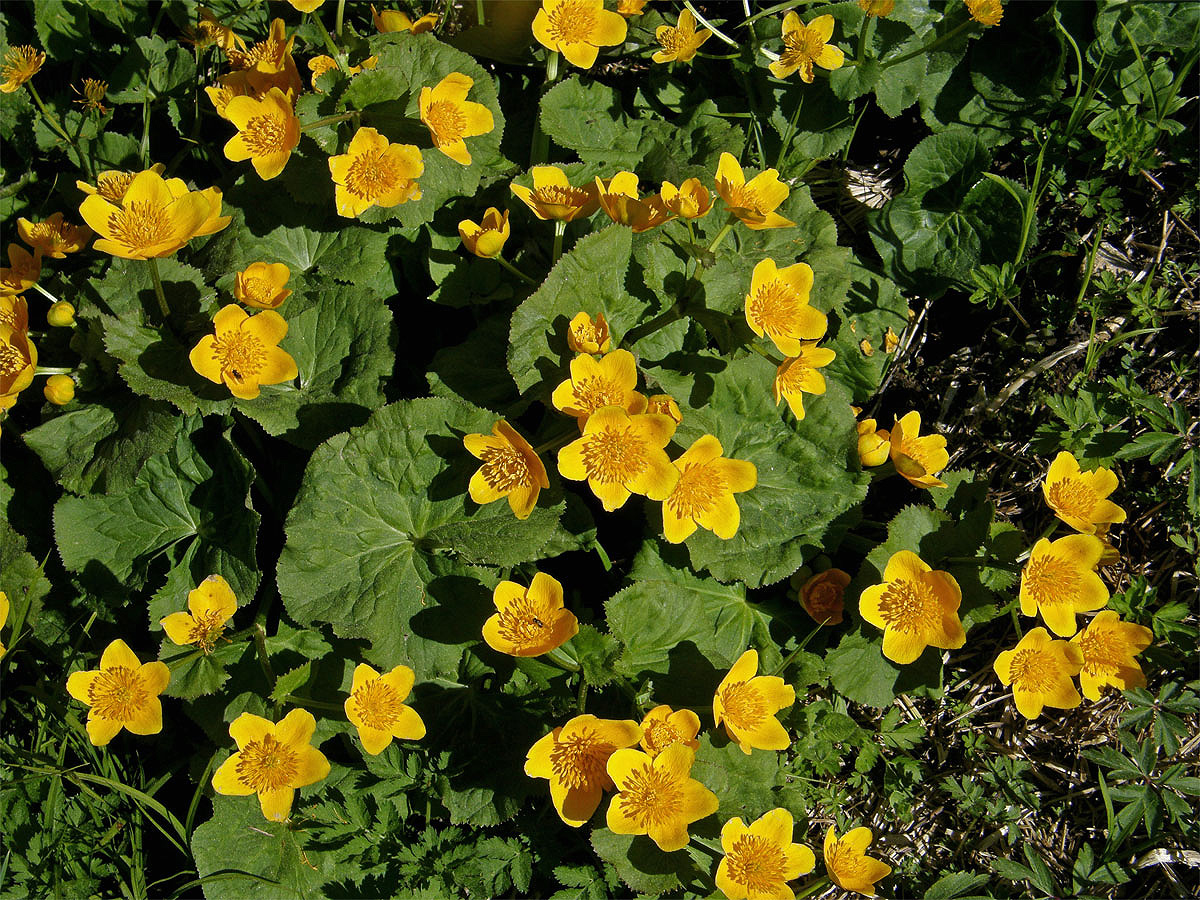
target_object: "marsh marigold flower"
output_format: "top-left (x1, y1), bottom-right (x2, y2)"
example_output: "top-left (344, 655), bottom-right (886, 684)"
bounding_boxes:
top-left (859, 0), bottom-right (895, 16)
top-left (774, 344), bottom-right (836, 421)
top-left (74, 77), bottom-right (108, 114)
top-left (769, 13), bottom-right (844, 82)
top-left (717, 808), bottom-right (816, 900)
top-left (661, 434), bottom-right (756, 544)
top-left (458, 207), bottom-right (510, 258)
top-left (966, 0), bottom-right (1004, 27)
top-left (344, 663), bottom-right (426, 755)
top-left (227, 18), bottom-right (302, 98)
top-left (660, 178), bottom-right (712, 219)
top-left (532, 0), bottom-right (628, 70)
top-left (329, 127), bottom-right (423, 218)
top-left (860, 550), bottom-right (965, 664)
top-left (0, 45), bottom-right (45, 93)
top-left (511, 165), bottom-right (600, 222)
top-left (567, 311), bottom-right (610, 354)
top-left (371, 5), bottom-right (438, 34)
top-left (236, 261), bottom-right (292, 309)
top-left (606, 744), bottom-right (718, 851)
top-left (186, 6), bottom-right (244, 52)
top-left (190, 305), bottom-right (298, 400)
top-left (47, 300), bottom-right (74, 327)
top-left (0, 294), bottom-right (28, 331)
top-left (525, 713), bottom-right (641, 826)
top-left (483, 571), bottom-right (578, 657)
top-left (798, 568), bottom-right (849, 626)
top-left (557, 406), bottom-right (679, 511)
top-left (653, 8), bottom-right (712, 64)
top-left (464, 419), bottom-right (549, 519)
top-left (0, 244), bottom-right (40, 296)
top-left (66, 639), bottom-right (170, 746)
top-left (76, 164), bottom-right (166, 204)
top-left (420, 72), bottom-right (494, 166)
top-left (596, 172), bottom-right (674, 232)
top-left (17, 213), bottom-right (91, 258)
top-left (639, 705), bottom-right (700, 758)
top-left (0, 325), bottom-right (37, 411)
top-left (44, 374), bottom-right (75, 405)
top-left (1042, 451), bottom-right (1126, 535)
top-left (824, 826), bottom-right (892, 897)
top-left (714, 153), bottom-right (795, 230)
top-left (307, 54), bottom-right (338, 89)
top-left (856, 418), bottom-right (891, 467)
top-left (746, 258), bottom-right (827, 356)
top-left (1071, 610), bottom-right (1153, 701)
top-left (1019, 534), bottom-right (1108, 637)
top-left (714, 649), bottom-right (795, 755)
top-left (551, 348), bottom-right (647, 425)
top-left (647, 393), bottom-right (681, 423)
top-left (617, 0), bottom-right (648, 15)
top-left (223, 87), bottom-right (300, 181)
top-left (994, 627), bottom-right (1083, 719)
top-left (160, 574), bottom-right (238, 653)
top-left (889, 411), bottom-right (949, 489)
top-left (287, 0), bottom-right (326, 12)
top-left (211, 709), bottom-right (331, 821)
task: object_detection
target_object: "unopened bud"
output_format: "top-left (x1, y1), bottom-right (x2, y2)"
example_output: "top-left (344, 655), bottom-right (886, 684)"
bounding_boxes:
top-left (47, 301), bottom-right (76, 327)
top-left (44, 374), bottom-right (75, 405)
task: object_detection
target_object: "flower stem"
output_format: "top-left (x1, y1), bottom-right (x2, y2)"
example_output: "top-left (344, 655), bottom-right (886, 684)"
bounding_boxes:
top-left (749, 342), bottom-right (784, 367)
top-left (495, 255), bottom-right (538, 285)
top-left (26, 81), bottom-right (94, 179)
top-left (284, 695), bottom-right (344, 712)
top-left (310, 12), bottom-right (342, 67)
top-left (856, 12), bottom-right (875, 64)
top-left (706, 216), bottom-right (736, 254)
top-left (299, 110), bottom-right (360, 132)
top-left (529, 51), bottom-right (559, 166)
top-left (533, 429), bottom-right (578, 455)
top-left (253, 623), bottom-right (277, 694)
top-left (577, 677), bottom-right (588, 713)
top-left (795, 876), bottom-right (830, 900)
top-left (683, 1), bottom-right (738, 47)
top-left (881, 18), bottom-right (973, 69)
top-left (31, 282), bottom-right (62, 305)
top-left (334, 0), bottom-right (346, 38)
top-left (545, 646), bottom-right (581, 673)
top-left (771, 621), bottom-right (825, 676)
top-left (551, 219), bottom-right (566, 265)
top-left (146, 257), bottom-right (170, 320)
top-left (33, 366), bottom-right (73, 376)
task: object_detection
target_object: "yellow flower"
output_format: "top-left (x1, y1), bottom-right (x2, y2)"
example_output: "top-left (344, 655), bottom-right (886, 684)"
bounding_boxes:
top-left (235, 261), bottom-right (292, 310)
top-left (0, 244), bottom-right (41, 296)
top-left (0, 294), bottom-right (28, 331)
top-left (189, 305), bottom-right (298, 400)
top-left (211, 709), bottom-right (331, 821)
top-left (0, 591), bottom-right (7, 657)
top-left (227, 18), bottom-right (302, 99)
top-left (859, 550), bottom-right (966, 664)
top-left (66, 639), bottom-right (170, 746)
top-left (659, 178), bottom-right (712, 219)
top-left (823, 826), bottom-right (892, 897)
top-left (639, 705), bottom-right (700, 759)
top-left (557, 406), bottom-right (679, 511)
top-left (204, 75), bottom-right (250, 120)
top-left (595, 172), bottom-right (674, 232)
top-left (371, 5), bottom-right (438, 33)
top-left (525, 713), bottom-right (641, 826)
top-left (798, 568), bottom-right (849, 626)
top-left (993, 627), bottom-right (1084, 719)
top-left (73, 77), bottom-right (109, 114)
top-left (185, 7), bottom-right (245, 52)
top-left (43, 374), bottom-right (75, 405)
top-left (511, 165), bottom-right (600, 222)
top-left (0, 45), bottom-right (45, 93)
top-left (966, 0), bottom-right (1004, 27)
top-left (1019, 535), bottom-right (1109, 637)
top-left (482, 571), bottom-right (579, 657)
top-left (717, 808), bottom-right (816, 900)
top-left (888, 411), bottom-right (949, 489)
top-left (713, 648), bottom-right (795, 755)
top-left (606, 744), bottom-right (718, 851)
top-left (567, 311), bottom-right (611, 354)
top-left (652, 8), bottom-right (712, 64)
top-left (76, 164), bottom-right (165, 204)
top-left (458, 207), bottom-right (510, 258)
top-left (745, 259), bottom-right (827, 356)
top-left (769, 13), bottom-right (844, 82)
top-left (617, 0), bottom-right (648, 16)
top-left (532, 0), bottom-right (628, 70)
top-left (1042, 451), bottom-right (1126, 535)
top-left (46, 300), bottom-right (75, 327)
top-left (1071, 610), bottom-right (1153, 701)
top-left (0, 324), bottom-right (37, 412)
top-left (223, 87), bottom-right (300, 181)
top-left (464, 419), bottom-right (549, 519)
top-left (160, 574), bottom-right (238, 653)
top-left (419, 72), bottom-right (495, 166)
top-left (287, 0), bottom-right (326, 11)
top-left (328, 126), bottom-right (424, 218)
top-left (662, 434), bottom-right (757, 544)
top-left (78, 169), bottom-right (227, 260)
top-left (17, 213), bottom-right (91, 258)
top-left (646, 393), bottom-right (681, 423)
top-left (551, 348), bottom-right (647, 426)
top-left (714, 153), bottom-right (795, 230)
top-left (344, 663), bottom-right (426, 755)
top-left (856, 418), bottom-right (891, 467)
top-left (859, 0), bottom-right (895, 17)
top-left (773, 344), bottom-right (836, 421)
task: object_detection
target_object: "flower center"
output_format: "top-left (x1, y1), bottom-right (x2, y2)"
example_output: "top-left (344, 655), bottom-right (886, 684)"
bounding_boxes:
top-left (725, 183), bottom-right (764, 213)
top-left (572, 375), bottom-right (626, 415)
top-left (641, 719), bottom-right (680, 757)
top-left (877, 576), bottom-right (939, 634)
top-left (88, 666), bottom-right (148, 722)
top-left (777, 357), bottom-right (816, 393)
top-left (236, 734), bottom-right (299, 792)
top-left (549, 728), bottom-right (611, 790)
top-left (1077, 629), bottom-right (1125, 677)
top-left (617, 762), bottom-right (682, 828)
top-left (748, 279), bottom-right (802, 335)
top-left (25, 222), bottom-right (69, 252)
top-left (241, 276), bottom-right (274, 305)
top-left (535, 184), bottom-right (590, 210)
top-left (480, 444), bottom-right (533, 492)
top-left (345, 150), bottom-right (402, 201)
top-left (1008, 648), bottom-right (1060, 694)
top-left (894, 433), bottom-right (939, 474)
top-left (666, 461), bottom-right (725, 520)
top-left (547, 0), bottom-right (597, 43)
top-left (1046, 478), bottom-right (1098, 522)
top-left (826, 841), bottom-right (867, 882)
top-left (425, 100), bottom-right (467, 142)
top-left (581, 425), bottom-right (648, 484)
top-left (783, 25), bottom-right (825, 62)
top-left (2, 46), bottom-right (43, 85)
top-left (726, 835), bottom-right (788, 894)
top-left (571, 320), bottom-right (601, 347)
top-left (0, 343), bottom-right (27, 377)
top-left (719, 681), bottom-right (766, 731)
top-left (107, 201), bottom-right (174, 252)
top-left (495, 596), bottom-right (554, 650)
top-left (808, 583), bottom-right (840, 616)
top-left (1024, 554), bottom-right (1080, 608)
top-left (241, 112), bottom-right (290, 155)
top-left (658, 28), bottom-right (684, 53)
top-left (97, 172), bottom-right (136, 203)
top-left (211, 330), bottom-right (267, 386)
top-left (188, 610), bottom-right (227, 653)
top-left (350, 679), bottom-right (405, 731)
top-left (241, 38), bottom-right (287, 71)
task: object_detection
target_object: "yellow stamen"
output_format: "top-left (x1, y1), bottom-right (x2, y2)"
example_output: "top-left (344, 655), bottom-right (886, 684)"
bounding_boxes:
top-left (582, 426), bottom-right (647, 483)
top-left (719, 681), bottom-right (766, 731)
top-left (1008, 648), bottom-right (1060, 693)
top-left (107, 202), bottom-right (173, 252)
top-left (877, 577), bottom-right (938, 633)
top-left (616, 762), bottom-right (682, 827)
top-left (235, 735), bottom-right (299, 792)
top-left (546, 0), bottom-right (597, 43)
top-left (726, 835), bottom-right (788, 894)
top-left (350, 679), bottom-right (404, 730)
top-left (549, 727), bottom-right (610, 789)
top-left (88, 666), bottom-right (148, 721)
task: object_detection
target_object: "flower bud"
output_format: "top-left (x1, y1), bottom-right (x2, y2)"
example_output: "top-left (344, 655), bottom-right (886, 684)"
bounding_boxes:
top-left (46, 300), bottom-right (76, 327)
top-left (856, 419), bottom-right (891, 467)
top-left (44, 374), bottom-right (75, 405)
top-left (798, 569), bottom-right (849, 626)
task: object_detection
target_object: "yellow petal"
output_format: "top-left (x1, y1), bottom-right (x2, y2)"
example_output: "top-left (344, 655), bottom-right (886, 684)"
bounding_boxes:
top-left (86, 715), bottom-right (124, 746)
top-left (274, 708), bottom-right (317, 749)
top-left (229, 712), bottom-right (274, 749)
top-left (291, 745), bottom-right (331, 787)
top-left (258, 786), bottom-right (295, 822)
top-left (212, 753), bottom-right (255, 795)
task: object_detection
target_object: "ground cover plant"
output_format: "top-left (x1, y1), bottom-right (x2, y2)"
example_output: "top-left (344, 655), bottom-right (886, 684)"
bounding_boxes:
top-left (1, 0), bottom-right (1197, 897)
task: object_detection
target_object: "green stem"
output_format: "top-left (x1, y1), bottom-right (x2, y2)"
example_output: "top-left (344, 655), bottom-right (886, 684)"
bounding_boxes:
top-left (682, 1), bottom-right (738, 47)
top-left (620, 302), bottom-right (684, 349)
top-left (749, 342), bottom-right (784, 367)
top-left (146, 257), bottom-right (170, 320)
top-left (795, 877), bottom-right (830, 900)
top-left (475, 0), bottom-right (486, 27)
top-left (300, 110), bottom-right (360, 132)
top-left (310, 12), bottom-right (342, 66)
top-left (771, 621), bottom-right (825, 676)
top-left (532, 429), bottom-right (578, 455)
top-left (544, 646), bottom-right (580, 673)
top-left (31, 282), bottom-right (62, 305)
top-left (1081, 228), bottom-right (1105, 376)
top-left (26, 82), bottom-right (93, 179)
top-left (253, 623), bottom-right (277, 691)
top-left (495, 256), bottom-right (538, 285)
top-left (689, 835), bottom-right (724, 858)
top-left (530, 51), bottom-right (560, 167)
top-left (284, 695), bottom-right (344, 712)
top-left (882, 18), bottom-right (973, 69)
top-left (335, 0), bottom-right (346, 38)
top-left (738, 0), bottom-right (820, 31)
top-left (33, 366), bottom-right (73, 376)
top-left (551, 219), bottom-right (566, 265)
top-left (775, 93), bottom-right (804, 170)
top-left (166, 649), bottom-right (205, 670)
top-left (707, 216), bottom-right (736, 254)
top-left (856, 12), bottom-right (875, 64)
top-left (577, 677), bottom-right (589, 714)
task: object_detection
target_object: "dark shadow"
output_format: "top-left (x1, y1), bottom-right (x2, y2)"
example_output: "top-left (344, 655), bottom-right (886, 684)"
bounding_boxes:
top-left (425, 430), bottom-right (474, 502)
top-left (409, 575), bottom-right (492, 646)
top-left (647, 352), bottom-right (726, 410)
top-left (652, 640), bottom-right (724, 710)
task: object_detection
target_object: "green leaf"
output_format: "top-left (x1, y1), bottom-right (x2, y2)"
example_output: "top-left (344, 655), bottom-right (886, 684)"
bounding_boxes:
top-left (822, 263), bottom-right (911, 403)
top-left (270, 662), bottom-right (313, 703)
top-left (926, 871), bottom-right (992, 899)
top-left (589, 827), bottom-right (701, 896)
top-left (539, 77), bottom-right (648, 171)
top-left (691, 730), bottom-right (784, 821)
top-left (33, 0), bottom-right (91, 61)
top-left (571, 624), bottom-right (621, 688)
top-left (0, 521), bottom-right (51, 638)
top-left (158, 640), bottom-right (247, 701)
top-left (824, 633), bottom-right (903, 709)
